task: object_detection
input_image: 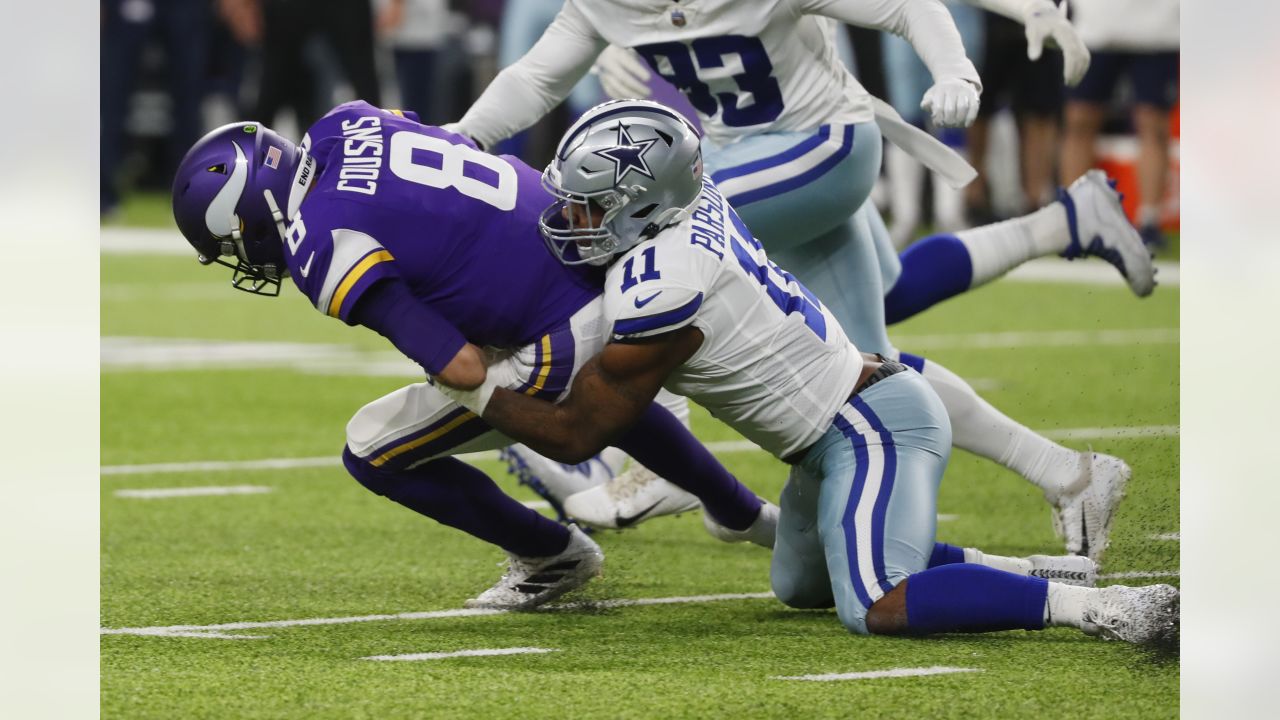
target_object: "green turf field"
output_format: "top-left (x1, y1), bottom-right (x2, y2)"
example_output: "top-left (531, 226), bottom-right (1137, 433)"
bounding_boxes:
top-left (101, 233), bottom-right (1179, 718)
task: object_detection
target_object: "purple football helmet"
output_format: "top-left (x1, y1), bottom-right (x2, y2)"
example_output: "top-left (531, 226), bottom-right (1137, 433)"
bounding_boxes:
top-left (171, 122), bottom-right (316, 295)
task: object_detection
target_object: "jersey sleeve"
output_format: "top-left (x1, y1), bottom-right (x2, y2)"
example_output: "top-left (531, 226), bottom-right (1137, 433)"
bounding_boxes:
top-left (604, 244), bottom-right (708, 343)
top-left (312, 227), bottom-right (398, 324)
top-left (794, 0), bottom-right (980, 87)
top-left (348, 277), bottom-right (467, 376)
top-left (286, 202), bottom-right (400, 326)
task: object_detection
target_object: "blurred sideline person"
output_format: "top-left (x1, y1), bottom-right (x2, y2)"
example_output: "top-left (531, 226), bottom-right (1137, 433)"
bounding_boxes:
top-left (101, 0), bottom-right (212, 216)
top-left (375, 0), bottom-right (455, 125)
top-left (219, 0), bottom-right (382, 130)
top-left (168, 101), bottom-right (775, 610)
top-left (448, 0), bottom-right (1151, 560)
top-left (1060, 0), bottom-right (1179, 247)
top-left (438, 101), bottom-right (1178, 644)
top-left (967, 0), bottom-right (1071, 223)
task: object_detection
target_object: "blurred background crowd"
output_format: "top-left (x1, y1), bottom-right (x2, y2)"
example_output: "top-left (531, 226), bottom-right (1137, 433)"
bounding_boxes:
top-left (100, 0), bottom-right (1178, 246)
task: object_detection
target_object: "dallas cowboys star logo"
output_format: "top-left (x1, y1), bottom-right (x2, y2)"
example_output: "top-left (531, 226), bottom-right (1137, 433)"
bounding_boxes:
top-left (592, 123), bottom-right (659, 184)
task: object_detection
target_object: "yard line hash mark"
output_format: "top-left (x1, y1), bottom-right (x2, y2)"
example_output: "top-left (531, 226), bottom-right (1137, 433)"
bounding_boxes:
top-left (772, 666), bottom-right (982, 681)
top-left (100, 592), bottom-right (776, 640)
top-left (114, 485), bottom-right (273, 499)
top-left (100, 426), bottom-right (1179, 476)
top-left (362, 648), bottom-right (557, 662)
top-left (1150, 532), bottom-right (1180, 541)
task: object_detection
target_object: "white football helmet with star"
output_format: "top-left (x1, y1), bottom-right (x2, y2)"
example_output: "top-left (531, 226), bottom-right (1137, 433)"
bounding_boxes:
top-left (539, 100), bottom-right (703, 265)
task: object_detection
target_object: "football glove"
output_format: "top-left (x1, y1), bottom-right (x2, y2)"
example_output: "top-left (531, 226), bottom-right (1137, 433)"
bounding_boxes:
top-left (1024, 0), bottom-right (1091, 87)
top-left (593, 46), bottom-right (652, 100)
top-left (921, 77), bottom-right (981, 128)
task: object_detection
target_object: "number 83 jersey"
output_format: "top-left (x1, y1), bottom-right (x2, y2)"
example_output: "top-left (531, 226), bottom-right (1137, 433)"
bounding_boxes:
top-left (575, 0), bottom-right (866, 147)
top-left (603, 180), bottom-right (862, 459)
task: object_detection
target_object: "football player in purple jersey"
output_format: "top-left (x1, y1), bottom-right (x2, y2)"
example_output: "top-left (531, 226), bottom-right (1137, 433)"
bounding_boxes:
top-left (170, 101), bottom-right (773, 610)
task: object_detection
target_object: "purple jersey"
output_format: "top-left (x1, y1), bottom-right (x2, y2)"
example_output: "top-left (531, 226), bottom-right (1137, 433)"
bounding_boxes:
top-left (283, 101), bottom-right (600, 356)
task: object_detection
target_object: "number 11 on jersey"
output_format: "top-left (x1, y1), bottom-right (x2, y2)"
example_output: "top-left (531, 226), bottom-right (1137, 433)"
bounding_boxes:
top-left (620, 246), bottom-right (662, 293)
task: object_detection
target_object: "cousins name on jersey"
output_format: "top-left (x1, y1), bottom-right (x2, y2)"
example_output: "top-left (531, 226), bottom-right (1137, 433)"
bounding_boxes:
top-left (337, 116), bottom-right (384, 196)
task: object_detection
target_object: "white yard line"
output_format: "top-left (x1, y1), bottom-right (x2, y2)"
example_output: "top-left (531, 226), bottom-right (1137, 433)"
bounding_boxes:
top-left (114, 485), bottom-right (273, 499)
top-left (100, 592), bottom-right (776, 640)
top-left (103, 227), bottom-right (1179, 288)
top-left (772, 666), bottom-right (982, 682)
top-left (1150, 532), bottom-right (1180, 541)
top-left (1099, 570), bottom-right (1179, 580)
top-left (362, 648), bottom-right (557, 662)
top-left (100, 425), bottom-right (1179, 477)
top-left (102, 325), bottom-right (1176, 375)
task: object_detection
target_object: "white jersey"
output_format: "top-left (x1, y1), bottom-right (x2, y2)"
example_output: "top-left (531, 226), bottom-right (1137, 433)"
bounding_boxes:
top-left (602, 180), bottom-right (862, 458)
top-left (455, 0), bottom-right (979, 149)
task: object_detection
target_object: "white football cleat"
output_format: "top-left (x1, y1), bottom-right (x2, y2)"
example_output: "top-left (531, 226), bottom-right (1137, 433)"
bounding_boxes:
top-left (702, 501), bottom-right (779, 549)
top-left (1052, 451), bottom-right (1131, 561)
top-left (1081, 584), bottom-right (1179, 645)
top-left (464, 524), bottom-right (603, 610)
top-left (500, 444), bottom-right (615, 522)
top-left (1028, 554), bottom-right (1098, 587)
top-left (562, 464), bottom-right (700, 530)
top-left (1059, 169), bottom-right (1156, 297)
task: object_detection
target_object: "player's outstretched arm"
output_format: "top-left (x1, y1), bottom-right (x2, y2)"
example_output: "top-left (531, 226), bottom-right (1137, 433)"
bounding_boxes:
top-left (962, 0), bottom-right (1090, 85)
top-left (444, 328), bottom-right (703, 464)
top-left (450, 1), bottom-right (607, 150)
top-left (799, 0), bottom-right (982, 127)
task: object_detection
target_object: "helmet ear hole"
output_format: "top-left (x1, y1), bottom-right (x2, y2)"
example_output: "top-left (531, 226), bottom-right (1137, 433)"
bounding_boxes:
top-left (630, 203), bottom-right (658, 219)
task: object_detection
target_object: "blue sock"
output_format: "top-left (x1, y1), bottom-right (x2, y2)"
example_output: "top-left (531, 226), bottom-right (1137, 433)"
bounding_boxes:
top-left (928, 542), bottom-right (966, 568)
top-left (905, 563), bottom-right (1047, 634)
top-left (343, 447), bottom-right (570, 557)
top-left (616, 403), bottom-right (762, 530)
top-left (883, 234), bottom-right (973, 325)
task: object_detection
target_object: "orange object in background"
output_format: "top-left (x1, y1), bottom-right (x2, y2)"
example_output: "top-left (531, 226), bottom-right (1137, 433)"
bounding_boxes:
top-left (1093, 103), bottom-right (1180, 231)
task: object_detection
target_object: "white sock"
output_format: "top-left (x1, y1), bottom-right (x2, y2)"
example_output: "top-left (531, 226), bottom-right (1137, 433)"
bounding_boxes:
top-left (1044, 583), bottom-right (1093, 628)
top-left (955, 202), bottom-right (1069, 287)
top-left (931, 170), bottom-right (967, 234)
top-left (918, 358), bottom-right (1085, 501)
top-left (962, 547), bottom-right (1032, 575)
top-left (886, 144), bottom-right (924, 250)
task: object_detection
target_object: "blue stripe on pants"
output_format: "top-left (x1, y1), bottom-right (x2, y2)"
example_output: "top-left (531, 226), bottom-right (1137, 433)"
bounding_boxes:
top-left (832, 412), bottom-right (876, 611)
top-left (853, 396), bottom-right (899, 597)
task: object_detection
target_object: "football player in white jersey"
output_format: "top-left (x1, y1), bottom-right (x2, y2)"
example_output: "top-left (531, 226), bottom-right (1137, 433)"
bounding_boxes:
top-left (449, 0), bottom-right (1149, 559)
top-left (440, 102), bottom-right (1177, 643)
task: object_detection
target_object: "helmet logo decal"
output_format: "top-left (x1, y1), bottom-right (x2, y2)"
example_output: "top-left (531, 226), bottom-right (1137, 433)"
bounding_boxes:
top-left (592, 122), bottom-right (658, 184)
top-left (203, 141), bottom-right (249, 238)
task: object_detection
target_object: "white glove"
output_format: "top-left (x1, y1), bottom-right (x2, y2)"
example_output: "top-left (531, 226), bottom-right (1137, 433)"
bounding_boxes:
top-left (1024, 0), bottom-right (1091, 87)
top-left (593, 45), bottom-right (652, 100)
top-left (921, 78), bottom-right (981, 128)
top-left (433, 349), bottom-right (523, 416)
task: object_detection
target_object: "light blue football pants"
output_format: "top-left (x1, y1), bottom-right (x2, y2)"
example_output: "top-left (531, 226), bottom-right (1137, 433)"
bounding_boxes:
top-left (770, 370), bottom-right (952, 634)
top-left (705, 121), bottom-right (900, 356)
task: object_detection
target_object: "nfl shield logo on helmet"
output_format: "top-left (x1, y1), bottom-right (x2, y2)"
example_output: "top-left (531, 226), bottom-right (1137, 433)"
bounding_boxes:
top-left (264, 146), bottom-right (282, 170)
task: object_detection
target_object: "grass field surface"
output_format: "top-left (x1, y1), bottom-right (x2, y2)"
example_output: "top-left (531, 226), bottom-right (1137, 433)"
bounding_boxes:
top-left (101, 231), bottom-right (1179, 718)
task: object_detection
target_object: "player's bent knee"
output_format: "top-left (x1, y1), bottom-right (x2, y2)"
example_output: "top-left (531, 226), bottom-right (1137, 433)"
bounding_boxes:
top-left (834, 601), bottom-right (872, 636)
top-left (342, 445), bottom-right (392, 497)
top-left (770, 571), bottom-right (835, 610)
